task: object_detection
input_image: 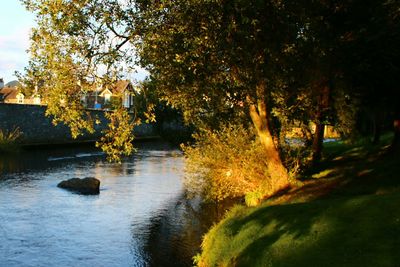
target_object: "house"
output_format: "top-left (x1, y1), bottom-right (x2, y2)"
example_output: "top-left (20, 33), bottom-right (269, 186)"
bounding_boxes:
top-left (31, 92), bottom-right (42, 105)
top-left (99, 87), bottom-right (113, 104)
top-left (0, 79), bottom-right (134, 109)
top-left (83, 80), bottom-right (135, 109)
top-left (0, 86), bottom-right (25, 104)
top-left (0, 82), bottom-right (42, 105)
top-left (107, 80), bottom-right (135, 108)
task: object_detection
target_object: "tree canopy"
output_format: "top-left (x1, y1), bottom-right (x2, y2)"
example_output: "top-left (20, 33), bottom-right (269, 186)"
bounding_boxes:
top-left (21, 0), bottom-right (400, 199)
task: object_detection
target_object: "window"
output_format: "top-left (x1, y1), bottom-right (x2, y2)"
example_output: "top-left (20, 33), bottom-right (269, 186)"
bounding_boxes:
top-left (104, 93), bottom-right (111, 103)
top-left (33, 96), bottom-right (41, 105)
top-left (123, 91), bottom-right (130, 108)
top-left (16, 93), bottom-right (24, 104)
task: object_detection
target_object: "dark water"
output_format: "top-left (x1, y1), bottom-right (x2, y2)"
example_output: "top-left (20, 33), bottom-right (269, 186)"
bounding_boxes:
top-left (0, 142), bottom-right (224, 267)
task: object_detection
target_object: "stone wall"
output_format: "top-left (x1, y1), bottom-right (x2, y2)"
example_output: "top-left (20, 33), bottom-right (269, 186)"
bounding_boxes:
top-left (0, 103), bottom-right (158, 145)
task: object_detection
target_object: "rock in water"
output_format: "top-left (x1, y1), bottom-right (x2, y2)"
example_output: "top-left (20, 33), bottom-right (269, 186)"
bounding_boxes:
top-left (57, 177), bottom-right (100, 194)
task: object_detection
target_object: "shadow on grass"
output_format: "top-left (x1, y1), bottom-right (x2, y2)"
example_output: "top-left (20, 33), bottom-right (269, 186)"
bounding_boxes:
top-left (324, 146), bottom-right (400, 198)
top-left (280, 134), bottom-right (400, 204)
top-left (199, 133), bottom-right (400, 266)
top-left (210, 193), bottom-right (400, 267)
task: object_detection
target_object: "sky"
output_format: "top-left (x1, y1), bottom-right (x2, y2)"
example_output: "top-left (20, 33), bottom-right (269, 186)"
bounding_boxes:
top-left (0, 1), bottom-right (148, 84)
top-left (0, 0), bottom-right (35, 83)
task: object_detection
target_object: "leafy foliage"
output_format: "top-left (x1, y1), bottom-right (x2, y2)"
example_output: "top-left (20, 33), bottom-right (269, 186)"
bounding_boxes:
top-left (0, 128), bottom-right (22, 153)
top-left (18, 0), bottom-right (139, 160)
top-left (96, 108), bottom-right (136, 162)
top-left (183, 124), bottom-right (275, 203)
top-left (135, 0), bottom-right (301, 127)
top-left (20, 0), bottom-right (400, 195)
top-left (195, 137), bottom-right (400, 266)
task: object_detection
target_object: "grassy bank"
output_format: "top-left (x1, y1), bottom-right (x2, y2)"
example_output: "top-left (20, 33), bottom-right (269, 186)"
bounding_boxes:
top-left (195, 135), bottom-right (400, 266)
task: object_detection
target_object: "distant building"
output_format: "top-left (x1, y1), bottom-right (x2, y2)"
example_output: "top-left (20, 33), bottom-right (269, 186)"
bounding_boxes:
top-left (32, 93), bottom-right (41, 105)
top-left (82, 80), bottom-right (135, 109)
top-left (99, 88), bottom-right (113, 104)
top-left (0, 79), bottom-right (135, 109)
top-left (0, 86), bottom-right (19, 103)
top-left (0, 78), bottom-right (4, 89)
top-left (0, 82), bottom-right (42, 105)
top-left (110, 80), bottom-right (135, 108)
top-left (0, 86), bottom-right (25, 104)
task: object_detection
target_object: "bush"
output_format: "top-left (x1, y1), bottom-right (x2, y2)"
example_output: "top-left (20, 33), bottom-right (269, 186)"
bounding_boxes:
top-left (182, 124), bottom-right (271, 203)
top-left (0, 128), bottom-right (22, 153)
top-left (279, 138), bottom-right (313, 178)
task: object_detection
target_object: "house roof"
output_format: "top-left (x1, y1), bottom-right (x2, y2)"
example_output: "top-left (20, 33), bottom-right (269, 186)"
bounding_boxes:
top-left (0, 87), bottom-right (21, 100)
top-left (99, 80), bottom-right (133, 96)
top-left (99, 88), bottom-right (113, 97)
top-left (111, 80), bottom-right (133, 94)
top-left (4, 80), bottom-right (21, 88)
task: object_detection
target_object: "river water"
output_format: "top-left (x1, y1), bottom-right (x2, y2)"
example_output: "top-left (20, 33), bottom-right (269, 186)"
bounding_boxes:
top-left (0, 142), bottom-right (222, 267)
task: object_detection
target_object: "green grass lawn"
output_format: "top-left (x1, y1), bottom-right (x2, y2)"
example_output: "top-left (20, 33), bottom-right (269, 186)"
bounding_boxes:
top-left (197, 193), bottom-right (400, 267)
top-left (195, 134), bottom-right (400, 267)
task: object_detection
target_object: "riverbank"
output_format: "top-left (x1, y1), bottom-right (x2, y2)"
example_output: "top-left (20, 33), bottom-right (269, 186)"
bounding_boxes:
top-left (195, 135), bottom-right (400, 266)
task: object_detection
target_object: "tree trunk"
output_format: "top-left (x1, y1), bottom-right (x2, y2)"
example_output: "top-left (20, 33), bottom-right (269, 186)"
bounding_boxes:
top-left (391, 105), bottom-right (400, 150)
top-left (312, 83), bottom-right (330, 165)
top-left (372, 110), bottom-right (381, 145)
top-left (248, 82), bottom-right (290, 197)
top-left (393, 119), bottom-right (400, 148)
top-left (312, 121), bottom-right (325, 163)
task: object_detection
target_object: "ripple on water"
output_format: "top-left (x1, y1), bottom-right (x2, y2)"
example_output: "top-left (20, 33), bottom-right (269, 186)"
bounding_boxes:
top-left (0, 143), bottom-right (208, 267)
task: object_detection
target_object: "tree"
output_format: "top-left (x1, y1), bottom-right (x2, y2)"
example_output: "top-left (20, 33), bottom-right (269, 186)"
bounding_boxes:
top-left (22, 0), bottom-right (309, 197)
top-left (340, 0), bottom-right (400, 148)
top-left (291, 0), bottom-right (400, 161)
top-left (23, 0), bottom-right (399, 196)
top-left (21, 0), bottom-right (139, 160)
top-left (135, 0), bottom-right (310, 196)
top-left (294, 0), bottom-right (355, 164)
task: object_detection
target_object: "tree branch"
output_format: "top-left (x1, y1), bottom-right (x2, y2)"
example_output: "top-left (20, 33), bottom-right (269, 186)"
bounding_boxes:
top-left (106, 22), bottom-right (130, 39)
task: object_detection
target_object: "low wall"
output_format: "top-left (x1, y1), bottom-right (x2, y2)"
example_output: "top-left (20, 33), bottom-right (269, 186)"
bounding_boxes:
top-left (0, 104), bottom-right (158, 145)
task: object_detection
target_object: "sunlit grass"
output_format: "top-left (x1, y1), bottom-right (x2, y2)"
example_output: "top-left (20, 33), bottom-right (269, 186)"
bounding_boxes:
top-left (322, 132), bottom-right (394, 160)
top-left (311, 169), bottom-right (335, 179)
top-left (196, 132), bottom-right (400, 266)
top-left (196, 193), bottom-right (400, 267)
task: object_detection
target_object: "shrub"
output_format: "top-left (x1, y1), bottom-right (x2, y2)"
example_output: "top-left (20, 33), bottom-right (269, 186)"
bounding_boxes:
top-left (0, 128), bottom-right (22, 153)
top-left (182, 124), bottom-right (271, 203)
top-left (279, 138), bottom-right (313, 178)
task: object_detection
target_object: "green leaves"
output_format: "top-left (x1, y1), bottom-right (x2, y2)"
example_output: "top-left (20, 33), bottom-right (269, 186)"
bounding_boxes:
top-left (182, 124), bottom-right (270, 202)
top-left (96, 108), bottom-right (136, 163)
top-left (21, 0), bottom-right (399, 168)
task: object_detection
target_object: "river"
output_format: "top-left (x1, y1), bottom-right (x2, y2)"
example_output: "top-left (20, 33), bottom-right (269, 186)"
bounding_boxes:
top-left (0, 142), bottom-right (223, 267)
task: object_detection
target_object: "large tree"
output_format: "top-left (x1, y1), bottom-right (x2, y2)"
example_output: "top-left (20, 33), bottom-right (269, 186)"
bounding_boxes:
top-left (134, 0), bottom-right (307, 194)
top-left (22, 0), bottom-right (399, 194)
top-left (340, 0), bottom-right (400, 147)
top-left (22, 0), bottom-right (308, 196)
top-left (291, 0), bottom-right (400, 161)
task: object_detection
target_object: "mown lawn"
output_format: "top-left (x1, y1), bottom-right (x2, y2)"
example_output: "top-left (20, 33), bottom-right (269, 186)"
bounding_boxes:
top-left (195, 136), bottom-right (400, 267)
top-left (196, 192), bottom-right (400, 267)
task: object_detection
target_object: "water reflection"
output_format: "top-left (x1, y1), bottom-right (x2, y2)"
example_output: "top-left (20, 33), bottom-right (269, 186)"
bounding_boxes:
top-left (144, 196), bottom-right (238, 266)
top-left (0, 142), bottom-right (230, 266)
